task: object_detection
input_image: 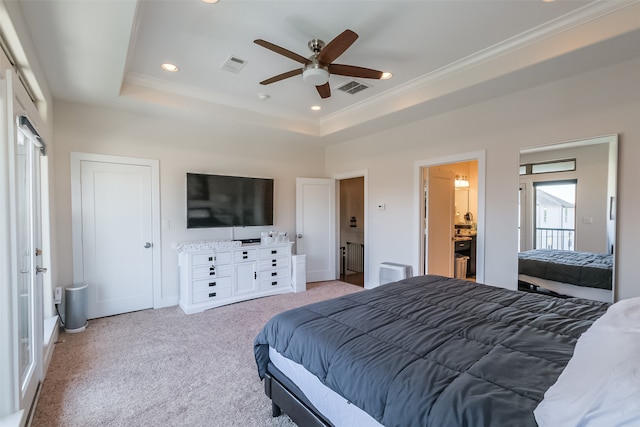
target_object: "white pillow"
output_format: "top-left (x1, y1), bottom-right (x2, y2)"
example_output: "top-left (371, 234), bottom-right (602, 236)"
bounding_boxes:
top-left (534, 297), bottom-right (640, 427)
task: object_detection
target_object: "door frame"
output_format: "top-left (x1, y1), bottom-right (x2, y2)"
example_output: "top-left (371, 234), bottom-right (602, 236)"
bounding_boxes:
top-left (70, 153), bottom-right (162, 308)
top-left (332, 169), bottom-right (368, 287)
top-left (414, 151), bottom-right (486, 283)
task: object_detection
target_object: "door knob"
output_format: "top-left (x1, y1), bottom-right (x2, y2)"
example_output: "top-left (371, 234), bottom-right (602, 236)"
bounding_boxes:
top-left (36, 266), bottom-right (48, 274)
top-left (296, 234), bottom-right (303, 239)
top-left (144, 242), bottom-right (152, 248)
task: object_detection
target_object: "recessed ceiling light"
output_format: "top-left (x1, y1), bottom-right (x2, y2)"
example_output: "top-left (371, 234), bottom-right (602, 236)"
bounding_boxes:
top-left (161, 63), bottom-right (179, 72)
top-left (311, 105), bottom-right (322, 111)
top-left (201, 0), bottom-right (219, 3)
top-left (258, 93), bottom-right (270, 101)
top-left (381, 72), bottom-right (393, 80)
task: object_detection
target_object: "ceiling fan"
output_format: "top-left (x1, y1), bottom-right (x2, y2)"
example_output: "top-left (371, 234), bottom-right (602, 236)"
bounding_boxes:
top-left (254, 29), bottom-right (385, 99)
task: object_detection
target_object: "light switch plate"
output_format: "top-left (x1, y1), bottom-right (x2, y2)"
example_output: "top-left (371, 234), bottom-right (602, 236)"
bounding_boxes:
top-left (53, 287), bottom-right (62, 304)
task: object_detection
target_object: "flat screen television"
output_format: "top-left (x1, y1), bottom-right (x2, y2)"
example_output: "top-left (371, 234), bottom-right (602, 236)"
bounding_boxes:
top-left (186, 173), bottom-right (274, 228)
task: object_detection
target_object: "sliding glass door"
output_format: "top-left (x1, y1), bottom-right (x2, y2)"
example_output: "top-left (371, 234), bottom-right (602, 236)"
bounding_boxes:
top-left (16, 120), bottom-right (44, 411)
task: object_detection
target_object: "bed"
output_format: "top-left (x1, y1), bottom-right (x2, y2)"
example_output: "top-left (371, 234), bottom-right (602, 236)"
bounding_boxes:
top-left (254, 275), bottom-right (618, 427)
top-left (518, 249), bottom-right (613, 302)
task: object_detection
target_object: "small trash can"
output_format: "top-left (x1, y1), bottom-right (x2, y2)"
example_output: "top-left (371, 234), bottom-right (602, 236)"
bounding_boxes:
top-left (65, 284), bottom-right (88, 333)
top-left (454, 254), bottom-right (469, 279)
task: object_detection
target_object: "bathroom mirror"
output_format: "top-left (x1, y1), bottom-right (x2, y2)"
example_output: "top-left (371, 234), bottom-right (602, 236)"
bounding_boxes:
top-left (518, 134), bottom-right (617, 303)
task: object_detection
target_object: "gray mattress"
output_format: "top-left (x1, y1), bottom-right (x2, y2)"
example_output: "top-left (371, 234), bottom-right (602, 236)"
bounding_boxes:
top-left (518, 249), bottom-right (613, 290)
top-left (254, 275), bottom-right (609, 427)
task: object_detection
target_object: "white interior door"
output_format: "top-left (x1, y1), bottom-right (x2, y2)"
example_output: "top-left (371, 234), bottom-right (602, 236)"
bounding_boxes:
top-left (426, 167), bottom-right (455, 277)
top-left (74, 158), bottom-right (156, 318)
top-left (296, 178), bottom-right (336, 282)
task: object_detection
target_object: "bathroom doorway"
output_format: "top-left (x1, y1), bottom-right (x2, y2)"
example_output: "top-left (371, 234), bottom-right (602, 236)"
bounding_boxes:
top-left (417, 153), bottom-right (484, 282)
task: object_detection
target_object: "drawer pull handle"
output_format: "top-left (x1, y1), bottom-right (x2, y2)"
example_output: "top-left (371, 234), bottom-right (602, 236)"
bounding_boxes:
top-left (271, 250), bottom-right (277, 254)
top-left (272, 263), bottom-right (277, 267)
top-left (243, 255), bottom-right (248, 259)
top-left (209, 292), bottom-right (217, 298)
top-left (208, 257), bottom-right (213, 262)
top-left (209, 282), bottom-right (216, 287)
top-left (272, 281), bottom-right (277, 286)
top-left (272, 259), bottom-right (277, 263)
top-left (271, 272), bottom-right (277, 276)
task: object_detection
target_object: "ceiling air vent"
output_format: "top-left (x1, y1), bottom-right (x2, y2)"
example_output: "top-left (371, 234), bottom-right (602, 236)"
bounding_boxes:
top-left (336, 80), bottom-right (370, 95)
top-left (220, 56), bottom-right (248, 74)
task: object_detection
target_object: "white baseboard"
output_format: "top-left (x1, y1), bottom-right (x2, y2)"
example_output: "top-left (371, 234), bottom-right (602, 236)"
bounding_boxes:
top-left (43, 316), bottom-right (59, 378)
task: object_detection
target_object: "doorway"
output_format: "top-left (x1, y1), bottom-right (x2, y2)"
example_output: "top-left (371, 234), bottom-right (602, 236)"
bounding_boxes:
top-left (339, 177), bottom-right (364, 286)
top-left (416, 152), bottom-right (485, 282)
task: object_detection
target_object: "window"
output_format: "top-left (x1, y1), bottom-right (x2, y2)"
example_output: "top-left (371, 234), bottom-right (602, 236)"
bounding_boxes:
top-left (520, 159), bottom-right (576, 176)
top-left (534, 180), bottom-right (576, 250)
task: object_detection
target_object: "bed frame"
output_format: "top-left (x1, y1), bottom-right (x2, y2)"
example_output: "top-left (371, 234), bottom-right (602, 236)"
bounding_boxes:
top-left (264, 366), bottom-right (331, 426)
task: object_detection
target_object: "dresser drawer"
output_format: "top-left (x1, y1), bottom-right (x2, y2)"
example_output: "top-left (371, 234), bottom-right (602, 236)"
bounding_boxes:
top-left (259, 267), bottom-right (289, 281)
top-left (192, 277), bottom-right (232, 292)
top-left (192, 263), bottom-right (232, 280)
top-left (192, 287), bottom-right (232, 304)
top-left (191, 253), bottom-right (215, 266)
top-left (192, 251), bottom-right (232, 266)
top-left (234, 248), bottom-right (257, 262)
top-left (258, 255), bottom-right (290, 270)
top-left (259, 276), bottom-right (291, 291)
top-left (259, 246), bottom-right (290, 259)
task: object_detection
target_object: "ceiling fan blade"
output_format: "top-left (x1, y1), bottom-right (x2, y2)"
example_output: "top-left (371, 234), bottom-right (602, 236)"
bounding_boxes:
top-left (259, 69), bottom-right (302, 85)
top-left (329, 64), bottom-right (384, 79)
top-left (316, 83), bottom-right (331, 99)
top-left (254, 39), bottom-right (310, 65)
top-left (316, 29), bottom-right (358, 65)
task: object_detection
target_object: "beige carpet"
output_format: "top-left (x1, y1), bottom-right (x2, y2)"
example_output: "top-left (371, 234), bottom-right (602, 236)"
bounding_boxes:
top-left (32, 281), bottom-right (363, 427)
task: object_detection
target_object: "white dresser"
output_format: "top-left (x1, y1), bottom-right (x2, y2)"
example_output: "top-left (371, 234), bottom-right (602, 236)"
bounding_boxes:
top-left (176, 240), bottom-right (293, 314)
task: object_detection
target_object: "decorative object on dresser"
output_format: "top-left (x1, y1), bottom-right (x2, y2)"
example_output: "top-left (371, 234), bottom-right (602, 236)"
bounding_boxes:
top-left (175, 240), bottom-right (293, 314)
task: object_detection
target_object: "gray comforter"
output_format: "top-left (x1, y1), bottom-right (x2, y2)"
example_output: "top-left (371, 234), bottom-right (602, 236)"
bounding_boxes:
top-left (518, 249), bottom-right (613, 290)
top-left (254, 275), bottom-right (609, 427)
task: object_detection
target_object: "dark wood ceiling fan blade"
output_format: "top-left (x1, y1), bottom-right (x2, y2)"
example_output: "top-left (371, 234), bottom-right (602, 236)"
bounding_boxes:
top-left (259, 69), bottom-right (302, 85)
top-left (316, 83), bottom-right (331, 99)
top-left (254, 39), bottom-right (310, 65)
top-left (316, 29), bottom-right (358, 65)
top-left (329, 64), bottom-right (384, 79)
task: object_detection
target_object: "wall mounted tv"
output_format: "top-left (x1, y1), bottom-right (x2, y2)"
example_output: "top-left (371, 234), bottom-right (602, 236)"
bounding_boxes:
top-left (186, 173), bottom-right (274, 228)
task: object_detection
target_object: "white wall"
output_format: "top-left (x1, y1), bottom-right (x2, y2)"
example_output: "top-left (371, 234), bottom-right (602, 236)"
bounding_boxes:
top-left (325, 57), bottom-right (640, 301)
top-left (53, 101), bottom-right (326, 306)
top-left (51, 59), bottom-right (640, 303)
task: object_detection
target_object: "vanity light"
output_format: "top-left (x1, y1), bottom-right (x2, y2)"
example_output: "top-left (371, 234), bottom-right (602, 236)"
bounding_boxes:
top-left (161, 63), bottom-right (179, 72)
top-left (455, 175), bottom-right (470, 188)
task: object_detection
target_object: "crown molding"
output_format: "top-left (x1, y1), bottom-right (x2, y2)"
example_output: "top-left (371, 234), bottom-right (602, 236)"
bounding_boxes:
top-left (319, 0), bottom-right (640, 136)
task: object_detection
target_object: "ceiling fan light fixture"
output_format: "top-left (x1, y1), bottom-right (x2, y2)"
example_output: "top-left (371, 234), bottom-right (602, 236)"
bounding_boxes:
top-left (303, 63), bottom-right (330, 86)
top-left (381, 72), bottom-right (393, 80)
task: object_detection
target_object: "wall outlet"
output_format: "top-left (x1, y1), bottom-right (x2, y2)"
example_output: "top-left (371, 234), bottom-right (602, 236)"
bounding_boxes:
top-left (53, 287), bottom-right (62, 304)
